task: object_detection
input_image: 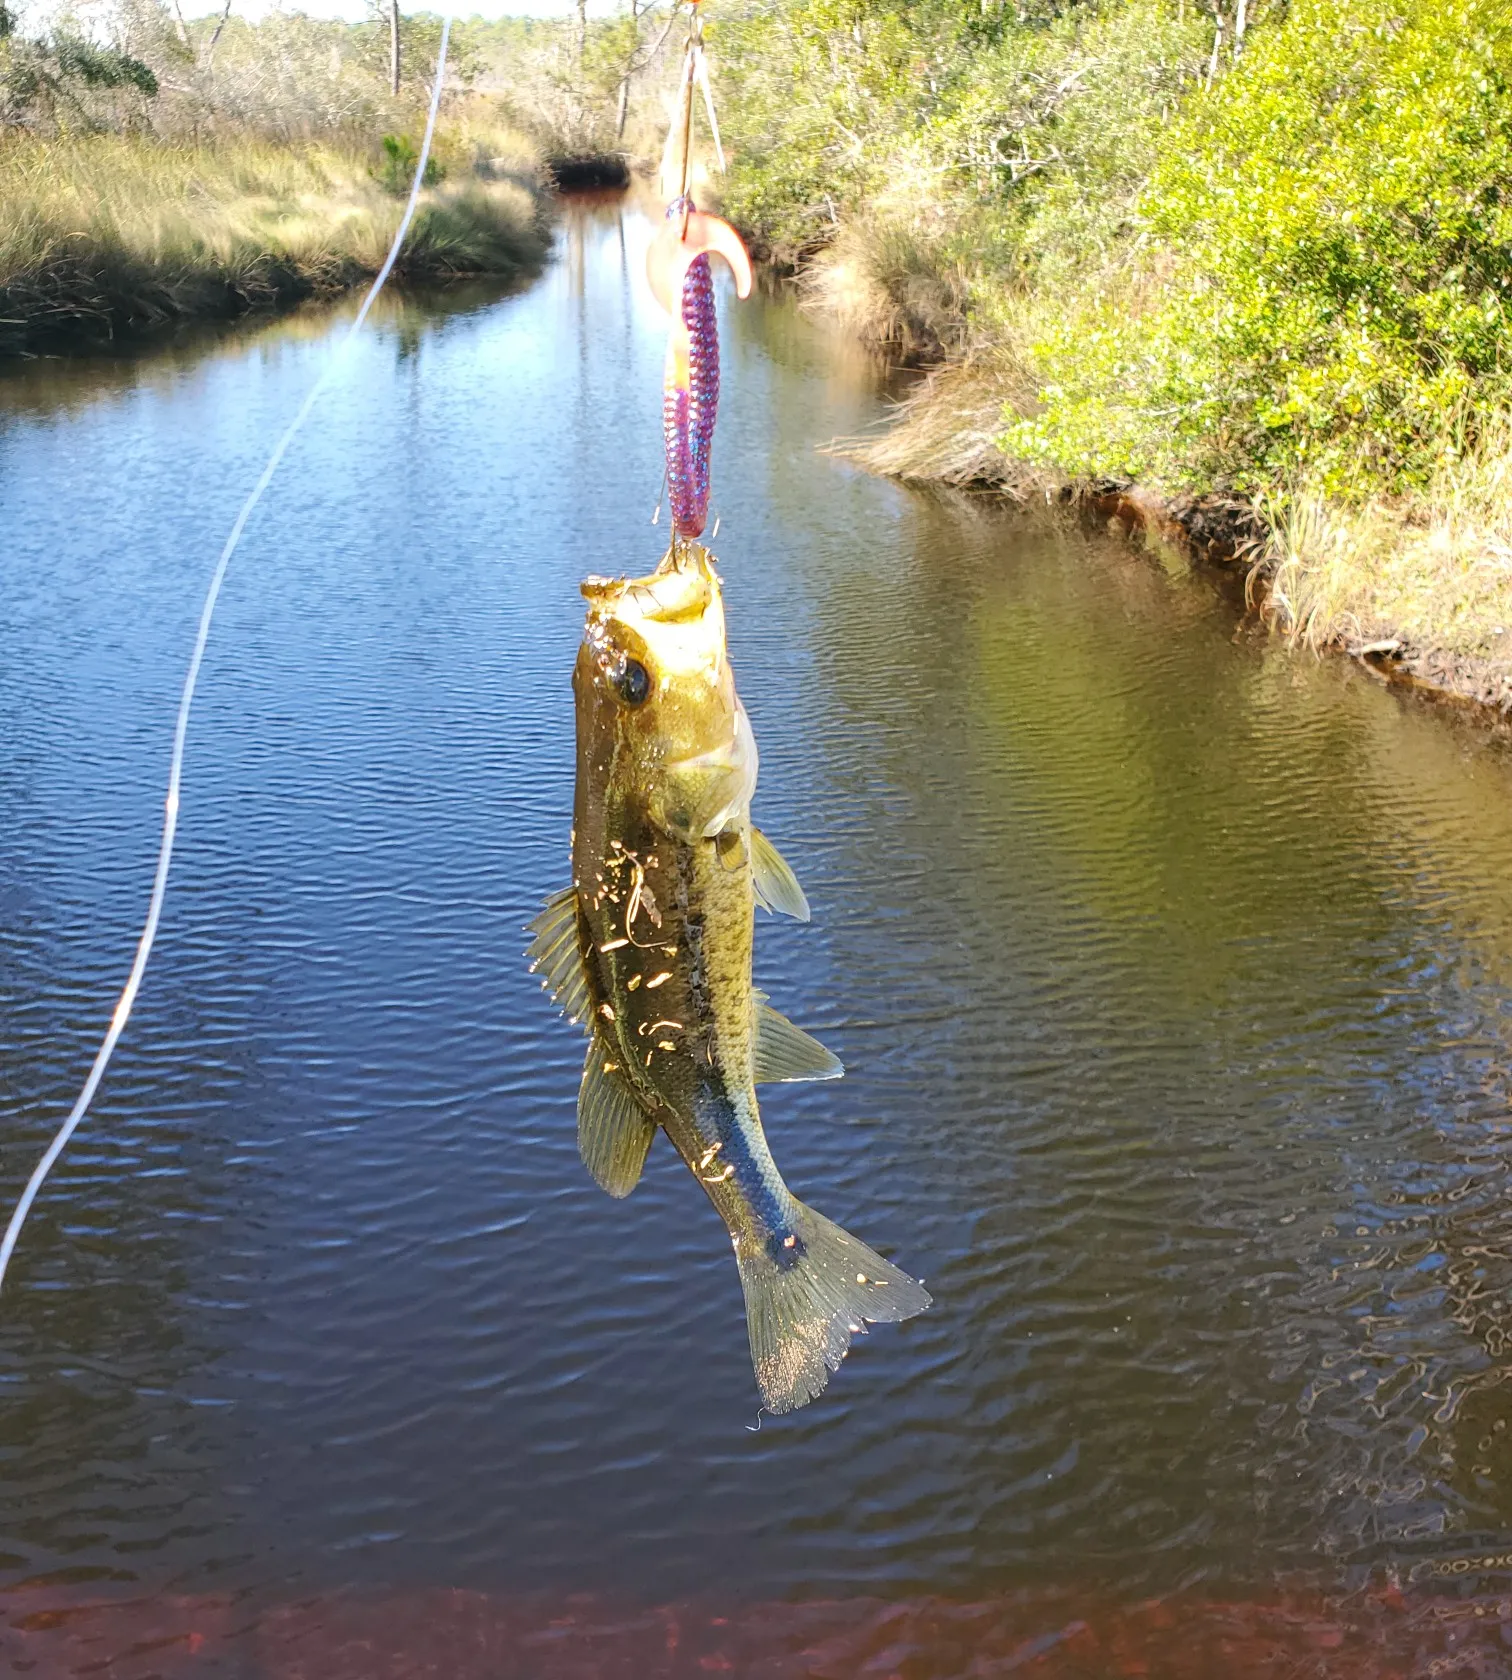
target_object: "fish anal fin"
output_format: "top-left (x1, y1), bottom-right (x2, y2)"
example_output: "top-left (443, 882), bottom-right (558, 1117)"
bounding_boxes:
top-left (750, 827), bottom-right (810, 922)
top-left (735, 1200), bottom-right (930, 1414)
top-left (579, 1038), bottom-right (657, 1198)
top-left (753, 1003), bottom-right (843, 1083)
top-left (526, 884), bottom-right (591, 1030)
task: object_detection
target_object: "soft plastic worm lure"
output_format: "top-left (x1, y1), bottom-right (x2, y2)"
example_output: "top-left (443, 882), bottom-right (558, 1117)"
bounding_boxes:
top-left (645, 2), bottom-right (752, 542)
top-left (649, 204), bottom-right (751, 539)
top-left (663, 245), bottom-right (716, 538)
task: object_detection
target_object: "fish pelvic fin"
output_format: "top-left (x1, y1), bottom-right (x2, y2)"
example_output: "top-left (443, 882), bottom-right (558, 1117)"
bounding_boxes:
top-left (579, 1038), bottom-right (657, 1198)
top-left (526, 885), bottom-right (591, 1031)
top-left (753, 1001), bottom-right (843, 1083)
top-left (735, 1203), bottom-right (930, 1415)
top-left (750, 827), bottom-right (810, 922)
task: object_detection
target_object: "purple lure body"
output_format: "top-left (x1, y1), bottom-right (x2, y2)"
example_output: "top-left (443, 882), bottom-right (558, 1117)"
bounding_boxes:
top-left (665, 253), bottom-right (720, 540)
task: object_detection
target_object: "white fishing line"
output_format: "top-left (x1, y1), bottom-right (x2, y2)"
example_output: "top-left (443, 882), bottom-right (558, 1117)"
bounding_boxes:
top-left (0, 16), bottom-right (454, 1299)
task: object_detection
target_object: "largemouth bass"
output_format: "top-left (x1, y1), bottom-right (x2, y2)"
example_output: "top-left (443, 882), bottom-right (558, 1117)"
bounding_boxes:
top-left (528, 544), bottom-right (929, 1414)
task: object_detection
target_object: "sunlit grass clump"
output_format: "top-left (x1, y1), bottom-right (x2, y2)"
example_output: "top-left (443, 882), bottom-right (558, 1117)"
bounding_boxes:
top-left (1264, 413), bottom-right (1512, 662)
top-left (0, 124), bottom-right (549, 352)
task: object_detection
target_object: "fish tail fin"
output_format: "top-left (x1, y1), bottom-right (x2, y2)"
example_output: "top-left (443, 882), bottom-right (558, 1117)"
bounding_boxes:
top-left (734, 1201), bottom-right (930, 1415)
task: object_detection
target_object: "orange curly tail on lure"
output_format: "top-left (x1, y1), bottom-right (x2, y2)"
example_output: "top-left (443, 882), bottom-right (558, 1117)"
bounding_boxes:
top-left (645, 209), bottom-right (753, 318)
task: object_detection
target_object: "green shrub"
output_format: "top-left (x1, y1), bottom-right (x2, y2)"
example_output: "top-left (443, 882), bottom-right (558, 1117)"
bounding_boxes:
top-left (713, 0), bottom-right (924, 258)
top-left (1006, 0), bottom-right (1512, 497)
top-left (376, 132), bottom-right (445, 195)
top-left (1, 31), bottom-right (159, 127)
top-left (715, 0), bottom-right (1210, 293)
top-left (51, 36), bottom-right (158, 97)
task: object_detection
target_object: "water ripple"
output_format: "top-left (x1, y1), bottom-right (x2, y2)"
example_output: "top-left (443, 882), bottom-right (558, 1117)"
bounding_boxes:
top-left (6, 204), bottom-right (1512, 1656)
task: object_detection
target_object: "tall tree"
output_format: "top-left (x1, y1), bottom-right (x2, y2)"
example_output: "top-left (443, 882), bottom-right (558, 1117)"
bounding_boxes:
top-left (206, 0), bottom-right (235, 64)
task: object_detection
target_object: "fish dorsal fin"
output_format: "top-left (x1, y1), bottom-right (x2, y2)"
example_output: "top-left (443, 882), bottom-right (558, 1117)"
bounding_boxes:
top-left (753, 1001), bottom-right (844, 1083)
top-left (750, 827), bottom-right (810, 922)
top-left (578, 1038), bottom-right (657, 1198)
top-left (526, 885), bottom-right (591, 1030)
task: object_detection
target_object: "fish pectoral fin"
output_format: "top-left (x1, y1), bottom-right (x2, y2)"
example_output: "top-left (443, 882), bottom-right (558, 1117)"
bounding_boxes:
top-left (578, 1038), bottom-right (657, 1198)
top-left (753, 1002), bottom-right (844, 1083)
top-left (526, 885), bottom-right (591, 1031)
top-left (750, 827), bottom-right (810, 922)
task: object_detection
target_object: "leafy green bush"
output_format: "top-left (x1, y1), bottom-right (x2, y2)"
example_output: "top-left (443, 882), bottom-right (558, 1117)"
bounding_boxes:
top-left (52, 37), bottom-right (158, 97)
top-left (1006, 0), bottom-right (1512, 496)
top-left (713, 0), bottom-right (923, 259)
top-left (376, 132), bottom-right (444, 194)
top-left (715, 0), bottom-right (1210, 292)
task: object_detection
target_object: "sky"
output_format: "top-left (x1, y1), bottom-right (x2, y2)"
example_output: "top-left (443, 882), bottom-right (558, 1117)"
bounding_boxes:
top-left (16, 0), bottom-right (619, 24)
top-left (175, 0), bottom-right (611, 18)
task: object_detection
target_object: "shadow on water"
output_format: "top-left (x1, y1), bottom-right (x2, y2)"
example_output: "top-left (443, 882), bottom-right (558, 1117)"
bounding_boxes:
top-left (7, 196), bottom-right (1512, 1673)
top-left (0, 274), bottom-right (533, 422)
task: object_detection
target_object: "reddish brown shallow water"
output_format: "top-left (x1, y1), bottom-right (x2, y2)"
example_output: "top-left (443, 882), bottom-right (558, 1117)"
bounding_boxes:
top-left (9, 1583), bottom-right (1512, 1678)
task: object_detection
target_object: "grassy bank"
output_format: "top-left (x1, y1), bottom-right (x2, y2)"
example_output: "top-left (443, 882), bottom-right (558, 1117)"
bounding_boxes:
top-left (0, 0), bottom-right (608, 356)
top-left (710, 0), bottom-right (1512, 705)
top-left (0, 0), bottom-right (691, 355)
top-left (0, 123), bottom-right (550, 354)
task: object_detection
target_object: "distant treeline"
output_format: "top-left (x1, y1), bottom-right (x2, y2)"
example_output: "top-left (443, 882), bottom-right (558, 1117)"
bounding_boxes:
top-left (0, 0), bottom-right (675, 156)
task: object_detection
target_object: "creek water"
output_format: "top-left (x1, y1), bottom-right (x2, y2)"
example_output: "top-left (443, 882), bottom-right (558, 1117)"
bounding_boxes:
top-left (7, 197), bottom-right (1512, 1675)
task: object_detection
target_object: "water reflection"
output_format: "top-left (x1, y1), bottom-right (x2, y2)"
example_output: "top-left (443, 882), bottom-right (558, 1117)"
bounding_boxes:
top-left (5, 199), bottom-right (1512, 1673)
top-left (0, 277), bottom-right (528, 426)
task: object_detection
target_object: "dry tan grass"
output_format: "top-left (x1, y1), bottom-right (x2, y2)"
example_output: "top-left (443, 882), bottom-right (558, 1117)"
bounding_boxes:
top-left (794, 150), bottom-right (971, 362)
top-left (0, 123), bottom-right (548, 351)
top-left (801, 219), bottom-right (966, 361)
top-left (838, 350), bottom-right (1044, 493)
top-left (1262, 413), bottom-right (1512, 659)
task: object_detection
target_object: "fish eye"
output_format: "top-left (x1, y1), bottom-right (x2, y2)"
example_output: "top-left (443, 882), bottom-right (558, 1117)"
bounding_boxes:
top-left (615, 658), bottom-right (651, 707)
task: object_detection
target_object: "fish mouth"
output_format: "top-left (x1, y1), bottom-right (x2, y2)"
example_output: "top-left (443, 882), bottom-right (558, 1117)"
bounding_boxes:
top-left (581, 545), bottom-right (727, 694)
top-left (581, 544), bottom-right (718, 627)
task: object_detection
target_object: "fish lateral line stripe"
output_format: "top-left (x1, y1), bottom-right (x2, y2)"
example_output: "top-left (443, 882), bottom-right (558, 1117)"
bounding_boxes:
top-left (0, 13), bottom-right (456, 1302)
